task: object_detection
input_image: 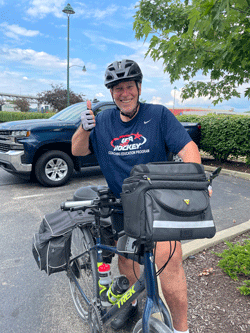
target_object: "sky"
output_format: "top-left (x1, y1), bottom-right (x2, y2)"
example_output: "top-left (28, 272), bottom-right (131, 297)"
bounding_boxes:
top-left (0, 0), bottom-right (249, 113)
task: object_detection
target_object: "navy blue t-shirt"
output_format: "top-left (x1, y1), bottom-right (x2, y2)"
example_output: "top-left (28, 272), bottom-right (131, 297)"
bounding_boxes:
top-left (90, 103), bottom-right (192, 197)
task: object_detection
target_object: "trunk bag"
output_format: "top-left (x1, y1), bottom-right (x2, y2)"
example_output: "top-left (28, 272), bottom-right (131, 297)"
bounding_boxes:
top-left (32, 209), bottom-right (93, 275)
top-left (121, 162), bottom-right (215, 242)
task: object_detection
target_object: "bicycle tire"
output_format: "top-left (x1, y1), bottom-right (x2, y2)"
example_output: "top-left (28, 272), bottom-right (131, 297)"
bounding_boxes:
top-left (69, 226), bottom-right (99, 322)
top-left (133, 317), bottom-right (173, 333)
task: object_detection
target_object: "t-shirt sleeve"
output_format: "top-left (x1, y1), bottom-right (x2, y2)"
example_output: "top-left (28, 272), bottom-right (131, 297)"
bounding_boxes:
top-left (161, 107), bottom-right (192, 154)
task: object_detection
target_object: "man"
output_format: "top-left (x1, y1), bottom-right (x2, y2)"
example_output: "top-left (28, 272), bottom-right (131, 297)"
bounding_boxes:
top-left (72, 59), bottom-right (201, 333)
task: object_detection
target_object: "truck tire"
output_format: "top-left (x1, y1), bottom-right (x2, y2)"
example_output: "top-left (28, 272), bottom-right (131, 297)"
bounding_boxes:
top-left (35, 150), bottom-right (74, 187)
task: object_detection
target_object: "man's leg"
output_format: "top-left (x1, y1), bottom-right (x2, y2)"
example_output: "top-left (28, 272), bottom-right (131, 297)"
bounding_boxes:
top-left (110, 248), bottom-right (140, 330)
top-left (155, 241), bottom-right (188, 332)
top-left (118, 255), bottom-right (140, 287)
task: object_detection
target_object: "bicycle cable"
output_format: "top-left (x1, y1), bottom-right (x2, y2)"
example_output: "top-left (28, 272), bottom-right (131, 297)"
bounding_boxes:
top-left (155, 241), bottom-right (177, 276)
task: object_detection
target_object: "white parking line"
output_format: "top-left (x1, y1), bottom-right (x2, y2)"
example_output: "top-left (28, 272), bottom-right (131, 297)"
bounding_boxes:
top-left (14, 194), bottom-right (44, 199)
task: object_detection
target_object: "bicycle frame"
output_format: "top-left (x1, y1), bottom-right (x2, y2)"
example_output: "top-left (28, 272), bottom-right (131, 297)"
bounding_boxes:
top-left (67, 236), bottom-right (173, 332)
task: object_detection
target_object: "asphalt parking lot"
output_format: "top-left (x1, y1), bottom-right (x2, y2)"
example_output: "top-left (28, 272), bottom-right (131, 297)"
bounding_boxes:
top-left (0, 167), bottom-right (249, 333)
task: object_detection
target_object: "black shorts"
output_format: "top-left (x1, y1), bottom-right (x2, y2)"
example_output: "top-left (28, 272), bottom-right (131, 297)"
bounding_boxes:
top-left (111, 210), bottom-right (124, 235)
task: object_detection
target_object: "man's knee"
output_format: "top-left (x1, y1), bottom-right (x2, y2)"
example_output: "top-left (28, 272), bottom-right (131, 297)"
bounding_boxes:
top-left (155, 241), bottom-right (183, 273)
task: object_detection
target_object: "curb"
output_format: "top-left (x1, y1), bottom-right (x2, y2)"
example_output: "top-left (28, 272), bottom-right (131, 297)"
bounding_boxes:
top-left (204, 165), bottom-right (250, 181)
top-left (182, 220), bottom-right (250, 260)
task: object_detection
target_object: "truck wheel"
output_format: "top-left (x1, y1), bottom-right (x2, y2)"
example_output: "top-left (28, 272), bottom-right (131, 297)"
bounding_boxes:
top-left (35, 150), bottom-right (74, 187)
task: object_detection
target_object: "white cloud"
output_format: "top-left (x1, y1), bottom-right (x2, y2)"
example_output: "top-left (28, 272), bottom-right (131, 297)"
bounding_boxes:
top-left (150, 96), bottom-right (162, 104)
top-left (0, 47), bottom-right (65, 68)
top-left (27, 0), bottom-right (66, 19)
top-left (0, 22), bottom-right (40, 40)
top-left (93, 5), bottom-right (118, 19)
top-left (95, 92), bottom-right (104, 98)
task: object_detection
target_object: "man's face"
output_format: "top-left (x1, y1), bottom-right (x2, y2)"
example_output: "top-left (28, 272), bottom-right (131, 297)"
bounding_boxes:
top-left (111, 81), bottom-right (141, 116)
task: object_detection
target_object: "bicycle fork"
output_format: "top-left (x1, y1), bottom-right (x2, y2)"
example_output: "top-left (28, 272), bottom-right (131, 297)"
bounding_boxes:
top-left (143, 252), bottom-right (173, 332)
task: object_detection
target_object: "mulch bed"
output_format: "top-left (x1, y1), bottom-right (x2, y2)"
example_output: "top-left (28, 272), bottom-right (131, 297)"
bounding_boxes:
top-left (202, 157), bottom-right (250, 174)
top-left (184, 231), bottom-right (250, 333)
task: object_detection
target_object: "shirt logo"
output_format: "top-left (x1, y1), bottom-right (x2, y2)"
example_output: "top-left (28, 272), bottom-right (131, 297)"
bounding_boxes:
top-left (144, 119), bottom-right (152, 124)
top-left (184, 199), bottom-right (190, 205)
top-left (110, 132), bottom-right (147, 152)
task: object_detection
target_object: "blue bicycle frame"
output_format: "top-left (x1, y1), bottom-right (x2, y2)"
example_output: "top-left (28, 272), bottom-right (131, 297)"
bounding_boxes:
top-left (68, 234), bottom-right (173, 333)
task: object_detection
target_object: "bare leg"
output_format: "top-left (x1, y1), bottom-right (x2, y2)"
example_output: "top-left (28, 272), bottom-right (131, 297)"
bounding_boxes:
top-left (118, 255), bottom-right (140, 287)
top-left (156, 241), bottom-right (188, 331)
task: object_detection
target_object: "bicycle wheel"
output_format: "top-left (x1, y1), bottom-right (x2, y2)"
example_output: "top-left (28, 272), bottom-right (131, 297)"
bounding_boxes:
top-left (69, 226), bottom-right (99, 321)
top-left (133, 317), bottom-right (173, 333)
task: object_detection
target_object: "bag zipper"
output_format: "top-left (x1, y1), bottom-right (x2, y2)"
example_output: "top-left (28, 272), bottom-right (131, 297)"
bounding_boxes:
top-left (124, 173), bottom-right (206, 184)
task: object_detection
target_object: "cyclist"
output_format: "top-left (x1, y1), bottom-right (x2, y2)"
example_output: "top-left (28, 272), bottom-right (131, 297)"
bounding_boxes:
top-left (72, 59), bottom-right (201, 333)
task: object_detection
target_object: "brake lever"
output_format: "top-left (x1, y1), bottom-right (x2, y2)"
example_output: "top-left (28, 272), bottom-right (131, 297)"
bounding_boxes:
top-left (208, 166), bottom-right (222, 184)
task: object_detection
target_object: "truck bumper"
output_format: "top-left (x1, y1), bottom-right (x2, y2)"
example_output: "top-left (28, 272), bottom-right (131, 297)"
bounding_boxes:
top-left (0, 150), bottom-right (32, 173)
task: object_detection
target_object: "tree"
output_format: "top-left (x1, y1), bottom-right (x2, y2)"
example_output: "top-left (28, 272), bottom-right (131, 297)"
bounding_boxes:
top-left (37, 84), bottom-right (85, 111)
top-left (13, 98), bottom-right (30, 112)
top-left (133, 0), bottom-right (250, 105)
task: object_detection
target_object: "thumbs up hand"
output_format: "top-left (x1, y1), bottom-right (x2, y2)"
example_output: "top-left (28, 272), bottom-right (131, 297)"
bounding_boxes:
top-left (81, 100), bottom-right (96, 131)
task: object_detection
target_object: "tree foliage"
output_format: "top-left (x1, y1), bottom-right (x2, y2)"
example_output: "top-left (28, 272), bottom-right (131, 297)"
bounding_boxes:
top-left (13, 98), bottom-right (30, 112)
top-left (133, 0), bottom-right (250, 105)
top-left (37, 84), bottom-right (85, 111)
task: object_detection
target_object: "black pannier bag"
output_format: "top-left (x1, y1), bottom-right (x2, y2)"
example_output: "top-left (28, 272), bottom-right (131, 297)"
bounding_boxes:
top-left (32, 210), bottom-right (91, 275)
top-left (121, 162), bottom-right (215, 242)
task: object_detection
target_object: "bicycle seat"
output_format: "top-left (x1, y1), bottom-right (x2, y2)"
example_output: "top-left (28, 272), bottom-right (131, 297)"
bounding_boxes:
top-left (73, 185), bottom-right (108, 201)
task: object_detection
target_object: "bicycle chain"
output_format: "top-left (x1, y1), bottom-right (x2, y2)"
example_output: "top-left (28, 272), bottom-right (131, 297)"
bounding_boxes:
top-left (88, 300), bottom-right (104, 333)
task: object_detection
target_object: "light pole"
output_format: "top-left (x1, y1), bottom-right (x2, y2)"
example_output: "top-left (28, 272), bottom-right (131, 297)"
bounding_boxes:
top-left (62, 3), bottom-right (75, 107)
top-left (173, 86), bottom-right (177, 111)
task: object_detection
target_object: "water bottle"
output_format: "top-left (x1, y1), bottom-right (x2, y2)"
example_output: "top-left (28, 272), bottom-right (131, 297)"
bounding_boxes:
top-left (98, 263), bottom-right (112, 307)
top-left (107, 275), bottom-right (130, 304)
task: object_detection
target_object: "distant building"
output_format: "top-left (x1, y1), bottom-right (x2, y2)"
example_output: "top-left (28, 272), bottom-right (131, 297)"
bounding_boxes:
top-left (1, 102), bottom-right (20, 112)
top-left (169, 107), bottom-right (249, 116)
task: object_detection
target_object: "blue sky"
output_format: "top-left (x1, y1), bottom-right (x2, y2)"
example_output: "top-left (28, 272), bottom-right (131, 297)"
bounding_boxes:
top-left (0, 0), bottom-right (249, 112)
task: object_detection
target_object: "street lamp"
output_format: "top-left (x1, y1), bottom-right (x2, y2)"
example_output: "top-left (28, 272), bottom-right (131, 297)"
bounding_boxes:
top-left (173, 86), bottom-right (177, 111)
top-left (69, 65), bottom-right (87, 72)
top-left (62, 3), bottom-right (75, 107)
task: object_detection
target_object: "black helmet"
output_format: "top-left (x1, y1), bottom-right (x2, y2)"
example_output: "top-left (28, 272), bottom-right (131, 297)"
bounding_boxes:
top-left (104, 59), bottom-right (143, 89)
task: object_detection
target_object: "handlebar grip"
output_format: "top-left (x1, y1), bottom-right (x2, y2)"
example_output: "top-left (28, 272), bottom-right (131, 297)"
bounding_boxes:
top-left (61, 200), bottom-right (94, 211)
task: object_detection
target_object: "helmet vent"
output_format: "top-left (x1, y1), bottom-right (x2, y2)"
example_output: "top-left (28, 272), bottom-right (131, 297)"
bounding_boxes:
top-left (117, 73), bottom-right (125, 78)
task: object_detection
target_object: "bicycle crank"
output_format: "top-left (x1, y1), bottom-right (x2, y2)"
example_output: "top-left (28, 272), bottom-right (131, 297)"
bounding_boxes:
top-left (88, 301), bottom-right (104, 333)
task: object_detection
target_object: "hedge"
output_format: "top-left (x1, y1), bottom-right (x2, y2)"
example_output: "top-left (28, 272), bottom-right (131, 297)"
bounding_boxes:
top-left (177, 114), bottom-right (250, 163)
top-left (1, 111), bottom-right (249, 164)
top-left (0, 111), bottom-right (55, 122)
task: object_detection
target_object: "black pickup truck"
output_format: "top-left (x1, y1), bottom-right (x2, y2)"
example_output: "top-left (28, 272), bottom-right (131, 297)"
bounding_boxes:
top-left (0, 101), bottom-right (201, 187)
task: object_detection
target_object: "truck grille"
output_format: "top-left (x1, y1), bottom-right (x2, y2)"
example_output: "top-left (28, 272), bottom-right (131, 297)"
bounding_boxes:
top-left (0, 130), bottom-right (12, 136)
top-left (0, 142), bottom-right (11, 152)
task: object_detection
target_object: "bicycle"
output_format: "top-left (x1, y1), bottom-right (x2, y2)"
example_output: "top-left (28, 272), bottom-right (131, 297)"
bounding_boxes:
top-left (61, 187), bottom-right (174, 333)
top-left (61, 167), bottom-right (221, 333)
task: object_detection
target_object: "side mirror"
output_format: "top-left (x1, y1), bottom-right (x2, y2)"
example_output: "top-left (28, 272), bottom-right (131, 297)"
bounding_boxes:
top-left (209, 167), bottom-right (222, 183)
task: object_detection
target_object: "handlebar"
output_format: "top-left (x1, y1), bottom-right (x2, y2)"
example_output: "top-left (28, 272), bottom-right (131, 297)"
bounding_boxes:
top-left (61, 199), bottom-right (95, 211)
top-left (61, 190), bottom-right (122, 219)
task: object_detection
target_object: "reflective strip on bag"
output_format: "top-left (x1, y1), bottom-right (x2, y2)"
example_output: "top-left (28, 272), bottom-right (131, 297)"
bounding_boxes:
top-left (153, 220), bottom-right (214, 229)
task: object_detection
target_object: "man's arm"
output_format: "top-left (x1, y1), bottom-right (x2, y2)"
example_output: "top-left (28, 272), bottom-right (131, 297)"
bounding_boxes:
top-left (71, 126), bottom-right (92, 156)
top-left (72, 100), bottom-right (95, 157)
top-left (177, 141), bottom-right (201, 164)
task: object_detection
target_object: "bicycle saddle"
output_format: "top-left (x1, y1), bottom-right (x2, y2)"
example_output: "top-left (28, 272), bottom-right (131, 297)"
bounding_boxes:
top-left (73, 185), bottom-right (108, 201)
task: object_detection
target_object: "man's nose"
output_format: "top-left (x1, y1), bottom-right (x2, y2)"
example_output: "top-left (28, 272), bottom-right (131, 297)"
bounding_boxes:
top-left (121, 88), bottom-right (130, 96)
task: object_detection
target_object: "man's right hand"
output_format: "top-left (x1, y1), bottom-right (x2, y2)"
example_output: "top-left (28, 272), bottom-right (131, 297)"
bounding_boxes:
top-left (81, 100), bottom-right (96, 131)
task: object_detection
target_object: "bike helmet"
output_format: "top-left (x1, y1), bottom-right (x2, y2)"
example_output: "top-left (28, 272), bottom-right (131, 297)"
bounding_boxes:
top-left (104, 59), bottom-right (143, 89)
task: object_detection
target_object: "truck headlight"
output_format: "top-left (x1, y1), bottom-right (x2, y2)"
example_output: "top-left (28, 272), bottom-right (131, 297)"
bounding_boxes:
top-left (11, 130), bottom-right (30, 137)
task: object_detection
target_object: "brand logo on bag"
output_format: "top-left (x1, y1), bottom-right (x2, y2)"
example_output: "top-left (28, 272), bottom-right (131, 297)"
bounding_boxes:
top-left (184, 199), bottom-right (190, 205)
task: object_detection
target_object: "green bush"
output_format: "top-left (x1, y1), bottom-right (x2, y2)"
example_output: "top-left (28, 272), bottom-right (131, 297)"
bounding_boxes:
top-left (213, 239), bottom-right (250, 296)
top-left (177, 114), bottom-right (250, 162)
top-left (0, 111), bottom-right (55, 122)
